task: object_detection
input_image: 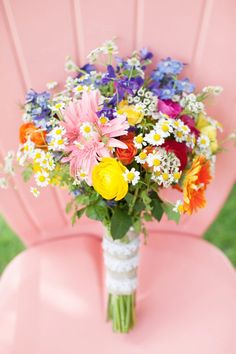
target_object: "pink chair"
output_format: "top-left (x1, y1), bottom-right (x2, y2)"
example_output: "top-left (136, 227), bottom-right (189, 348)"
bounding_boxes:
top-left (0, 1), bottom-right (236, 353)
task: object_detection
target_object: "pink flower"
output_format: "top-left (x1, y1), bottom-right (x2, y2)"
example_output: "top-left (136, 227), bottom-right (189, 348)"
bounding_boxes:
top-left (158, 99), bottom-right (182, 118)
top-left (61, 90), bottom-right (100, 143)
top-left (61, 90), bottom-right (129, 184)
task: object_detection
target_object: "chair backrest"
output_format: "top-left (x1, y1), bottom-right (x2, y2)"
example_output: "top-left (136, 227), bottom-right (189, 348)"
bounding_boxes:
top-left (1, 0), bottom-right (236, 246)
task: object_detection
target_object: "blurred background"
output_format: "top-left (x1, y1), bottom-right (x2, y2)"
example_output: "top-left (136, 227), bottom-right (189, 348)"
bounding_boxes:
top-left (0, 183), bottom-right (236, 274)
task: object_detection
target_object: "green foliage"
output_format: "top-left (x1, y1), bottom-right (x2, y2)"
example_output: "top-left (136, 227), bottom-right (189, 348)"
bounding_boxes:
top-left (22, 165), bottom-right (33, 182)
top-left (111, 208), bottom-right (132, 240)
top-left (162, 202), bottom-right (180, 223)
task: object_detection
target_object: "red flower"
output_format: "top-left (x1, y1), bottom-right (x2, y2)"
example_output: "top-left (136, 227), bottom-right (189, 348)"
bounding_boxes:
top-left (19, 122), bottom-right (47, 147)
top-left (116, 132), bottom-right (137, 166)
top-left (161, 140), bottom-right (188, 170)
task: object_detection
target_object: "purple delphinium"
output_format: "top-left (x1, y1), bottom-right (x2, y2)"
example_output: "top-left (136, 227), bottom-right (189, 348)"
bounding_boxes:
top-left (25, 89), bottom-right (51, 130)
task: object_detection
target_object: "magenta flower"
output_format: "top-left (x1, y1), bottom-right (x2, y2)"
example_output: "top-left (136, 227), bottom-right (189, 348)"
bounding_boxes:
top-left (158, 99), bottom-right (182, 118)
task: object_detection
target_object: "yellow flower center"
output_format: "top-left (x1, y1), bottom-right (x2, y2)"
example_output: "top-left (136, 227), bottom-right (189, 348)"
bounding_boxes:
top-left (173, 172), bottom-right (181, 180)
top-left (39, 175), bottom-right (46, 182)
top-left (153, 158), bottom-right (160, 166)
top-left (127, 172), bottom-right (135, 181)
top-left (162, 173), bottom-right (169, 181)
top-left (162, 124), bottom-right (169, 132)
top-left (55, 129), bottom-right (62, 135)
top-left (57, 139), bottom-right (64, 145)
top-left (176, 131), bottom-right (183, 138)
top-left (153, 133), bottom-right (161, 141)
top-left (100, 117), bottom-right (108, 125)
top-left (201, 139), bottom-right (206, 145)
top-left (136, 136), bottom-right (143, 144)
top-left (139, 151), bottom-right (147, 160)
top-left (178, 204), bottom-right (184, 213)
top-left (84, 126), bottom-right (91, 133)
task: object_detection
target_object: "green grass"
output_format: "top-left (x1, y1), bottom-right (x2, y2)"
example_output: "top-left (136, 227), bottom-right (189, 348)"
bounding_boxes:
top-left (0, 185), bottom-right (236, 273)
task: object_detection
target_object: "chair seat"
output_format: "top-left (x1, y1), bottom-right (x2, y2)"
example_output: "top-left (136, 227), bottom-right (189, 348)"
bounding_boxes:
top-left (0, 233), bottom-right (235, 354)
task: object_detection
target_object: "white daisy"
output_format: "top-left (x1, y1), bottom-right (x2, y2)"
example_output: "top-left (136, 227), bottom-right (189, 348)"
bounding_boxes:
top-left (33, 149), bottom-right (45, 162)
top-left (135, 150), bottom-right (148, 164)
top-left (156, 119), bottom-right (173, 138)
top-left (30, 187), bottom-right (40, 198)
top-left (46, 81), bottom-right (58, 90)
top-left (146, 151), bottom-right (162, 171)
top-left (80, 122), bottom-right (94, 138)
top-left (133, 134), bottom-right (146, 149)
top-left (123, 168), bottom-right (140, 186)
top-left (144, 129), bottom-right (165, 146)
top-left (197, 134), bottom-right (210, 149)
top-left (35, 170), bottom-right (50, 187)
top-left (173, 200), bottom-right (184, 214)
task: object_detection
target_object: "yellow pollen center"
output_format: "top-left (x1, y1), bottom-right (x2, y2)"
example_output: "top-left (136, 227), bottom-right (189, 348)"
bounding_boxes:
top-left (127, 172), bottom-right (135, 181)
top-left (139, 152), bottom-right (147, 160)
top-left (100, 117), bottom-right (108, 125)
top-left (153, 133), bottom-right (161, 141)
top-left (162, 173), bottom-right (169, 181)
top-left (178, 204), bottom-right (184, 213)
top-left (162, 125), bottom-right (169, 132)
top-left (57, 139), bottom-right (64, 145)
top-left (136, 136), bottom-right (143, 144)
top-left (153, 159), bottom-right (160, 166)
top-left (173, 172), bottom-right (181, 180)
top-left (84, 126), bottom-right (91, 133)
top-left (39, 175), bottom-right (46, 182)
top-left (176, 131), bottom-right (183, 138)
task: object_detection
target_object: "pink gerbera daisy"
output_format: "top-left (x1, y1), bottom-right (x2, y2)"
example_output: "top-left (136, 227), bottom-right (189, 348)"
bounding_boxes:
top-left (61, 90), bottom-right (129, 184)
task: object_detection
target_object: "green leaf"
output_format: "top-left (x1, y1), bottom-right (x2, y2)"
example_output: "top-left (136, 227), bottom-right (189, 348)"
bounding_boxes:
top-left (85, 204), bottom-right (107, 221)
top-left (162, 202), bottom-right (180, 224)
top-left (22, 166), bottom-right (33, 182)
top-left (141, 190), bottom-right (152, 211)
top-left (77, 207), bottom-right (86, 219)
top-left (66, 200), bottom-right (73, 214)
top-left (111, 208), bottom-right (132, 240)
top-left (143, 212), bottom-right (152, 221)
top-left (151, 198), bottom-right (164, 221)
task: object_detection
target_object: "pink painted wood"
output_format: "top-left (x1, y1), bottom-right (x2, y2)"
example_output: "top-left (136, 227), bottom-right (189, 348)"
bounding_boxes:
top-left (0, 1), bottom-right (236, 353)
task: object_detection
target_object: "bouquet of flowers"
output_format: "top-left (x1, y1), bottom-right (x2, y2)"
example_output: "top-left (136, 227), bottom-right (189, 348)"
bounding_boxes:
top-left (1, 39), bottom-right (223, 333)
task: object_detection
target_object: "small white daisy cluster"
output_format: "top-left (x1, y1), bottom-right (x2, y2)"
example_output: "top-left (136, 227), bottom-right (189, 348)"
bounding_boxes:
top-left (33, 149), bottom-right (55, 171)
top-left (65, 56), bottom-right (79, 73)
top-left (143, 116), bottom-right (195, 149)
top-left (87, 39), bottom-right (118, 64)
top-left (150, 149), bottom-right (181, 188)
top-left (202, 86), bottom-right (223, 96)
top-left (180, 93), bottom-right (205, 115)
top-left (17, 139), bottom-right (35, 166)
top-left (195, 134), bottom-right (211, 158)
top-left (135, 147), bottom-right (181, 188)
top-left (47, 126), bottom-right (68, 151)
top-left (123, 168), bottom-right (140, 186)
top-left (128, 88), bottom-right (157, 116)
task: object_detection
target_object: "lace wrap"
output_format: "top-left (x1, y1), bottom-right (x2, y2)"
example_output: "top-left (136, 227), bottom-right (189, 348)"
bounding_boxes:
top-left (102, 229), bottom-right (140, 295)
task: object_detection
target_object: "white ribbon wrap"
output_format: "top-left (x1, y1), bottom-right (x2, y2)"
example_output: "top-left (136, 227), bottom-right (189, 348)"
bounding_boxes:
top-left (102, 229), bottom-right (140, 295)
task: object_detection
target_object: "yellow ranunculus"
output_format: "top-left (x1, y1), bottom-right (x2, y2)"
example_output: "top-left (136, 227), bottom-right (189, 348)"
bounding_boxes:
top-left (117, 100), bottom-right (144, 126)
top-left (196, 113), bottom-right (218, 153)
top-left (201, 125), bottom-right (218, 153)
top-left (92, 158), bottom-right (128, 201)
top-left (196, 113), bottom-right (210, 130)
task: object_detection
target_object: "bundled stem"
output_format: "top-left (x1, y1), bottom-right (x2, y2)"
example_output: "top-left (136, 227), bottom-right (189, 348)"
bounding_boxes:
top-left (107, 293), bottom-right (136, 333)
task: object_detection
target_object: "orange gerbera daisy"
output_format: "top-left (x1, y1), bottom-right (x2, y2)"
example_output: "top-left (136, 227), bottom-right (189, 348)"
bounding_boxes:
top-left (183, 155), bottom-right (212, 214)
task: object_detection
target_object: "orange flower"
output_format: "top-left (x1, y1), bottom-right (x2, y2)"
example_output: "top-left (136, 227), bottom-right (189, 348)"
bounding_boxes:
top-left (19, 122), bottom-right (47, 147)
top-left (116, 132), bottom-right (137, 166)
top-left (183, 155), bottom-right (212, 214)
